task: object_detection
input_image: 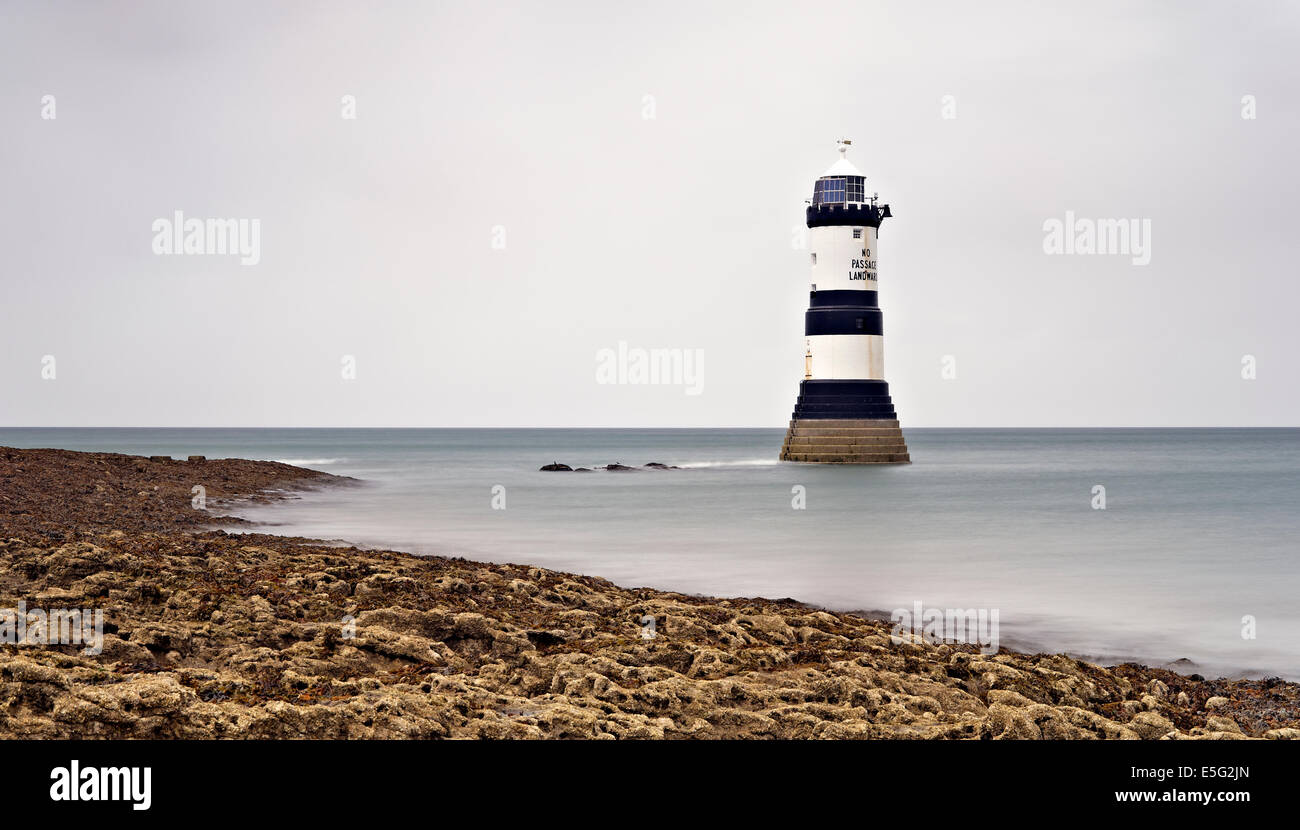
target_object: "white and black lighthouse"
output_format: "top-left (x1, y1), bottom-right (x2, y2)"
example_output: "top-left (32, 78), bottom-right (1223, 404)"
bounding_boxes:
top-left (780, 140), bottom-right (910, 463)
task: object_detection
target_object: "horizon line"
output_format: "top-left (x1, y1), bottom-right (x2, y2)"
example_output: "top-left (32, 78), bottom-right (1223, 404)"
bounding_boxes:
top-left (2, 425), bottom-right (1298, 431)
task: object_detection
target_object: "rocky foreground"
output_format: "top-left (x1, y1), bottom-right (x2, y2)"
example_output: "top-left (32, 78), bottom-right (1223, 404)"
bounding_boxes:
top-left (1, 446), bottom-right (1297, 739)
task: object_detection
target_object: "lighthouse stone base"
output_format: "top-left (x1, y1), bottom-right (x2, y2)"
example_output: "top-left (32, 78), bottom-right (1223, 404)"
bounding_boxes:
top-left (779, 380), bottom-right (910, 464)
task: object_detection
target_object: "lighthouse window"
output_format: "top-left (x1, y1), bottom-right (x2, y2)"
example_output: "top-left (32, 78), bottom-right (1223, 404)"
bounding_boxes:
top-left (810, 253), bottom-right (816, 265)
top-left (813, 177), bottom-right (846, 205)
top-left (846, 176), bottom-right (865, 203)
top-left (856, 318), bottom-right (865, 330)
top-left (852, 228), bottom-right (863, 239)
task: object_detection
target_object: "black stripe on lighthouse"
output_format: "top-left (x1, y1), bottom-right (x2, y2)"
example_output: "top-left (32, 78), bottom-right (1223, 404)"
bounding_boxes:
top-left (805, 307), bottom-right (884, 336)
top-left (806, 203), bottom-right (890, 229)
top-left (810, 290), bottom-right (878, 308)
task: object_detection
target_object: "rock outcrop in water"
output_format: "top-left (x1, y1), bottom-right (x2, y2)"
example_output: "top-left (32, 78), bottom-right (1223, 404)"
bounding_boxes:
top-left (0, 446), bottom-right (1296, 739)
top-left (538, 462), bottom-right (681, 472)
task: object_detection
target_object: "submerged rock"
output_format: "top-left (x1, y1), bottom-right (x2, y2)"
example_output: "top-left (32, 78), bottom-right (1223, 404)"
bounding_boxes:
top-left (536, 462), bottom-right (681, 472)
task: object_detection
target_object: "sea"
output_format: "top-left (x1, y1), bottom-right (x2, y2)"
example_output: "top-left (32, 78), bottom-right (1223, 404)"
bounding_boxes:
top-left (1, 427), bottom-right (1296, 681)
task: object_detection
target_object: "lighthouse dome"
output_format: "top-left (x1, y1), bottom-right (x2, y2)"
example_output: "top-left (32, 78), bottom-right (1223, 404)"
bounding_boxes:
top-left (821, 156), bottom-right (862, 178)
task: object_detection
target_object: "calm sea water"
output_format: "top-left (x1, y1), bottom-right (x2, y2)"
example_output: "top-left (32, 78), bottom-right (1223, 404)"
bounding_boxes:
top-left (2, 428), bottom-right (1297, 680)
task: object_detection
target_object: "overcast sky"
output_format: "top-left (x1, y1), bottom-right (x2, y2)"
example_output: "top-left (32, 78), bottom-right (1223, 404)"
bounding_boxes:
top-left (2, 0), bottom-right (1297, 427)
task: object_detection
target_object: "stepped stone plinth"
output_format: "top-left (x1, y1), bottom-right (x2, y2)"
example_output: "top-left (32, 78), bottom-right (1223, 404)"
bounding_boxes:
top-left (780, 418), bottom-right (910, 464)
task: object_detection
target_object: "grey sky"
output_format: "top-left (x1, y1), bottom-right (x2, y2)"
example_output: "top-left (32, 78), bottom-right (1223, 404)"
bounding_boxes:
top-left (2, 0), bottom-right (1297, 427)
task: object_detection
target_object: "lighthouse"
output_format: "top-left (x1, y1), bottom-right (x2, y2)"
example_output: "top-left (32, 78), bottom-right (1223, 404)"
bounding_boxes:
top-left (780, 140), bottom-right (910, 464)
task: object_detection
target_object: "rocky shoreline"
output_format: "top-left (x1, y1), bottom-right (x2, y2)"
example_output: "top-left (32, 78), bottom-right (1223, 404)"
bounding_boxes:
top-left (1, 446), bottom-right (1296, 739)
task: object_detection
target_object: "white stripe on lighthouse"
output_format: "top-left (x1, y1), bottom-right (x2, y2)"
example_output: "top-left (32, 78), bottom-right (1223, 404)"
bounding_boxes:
top-left (807, 334), bottom-right (884, 380)
top-left (809, 225), bottom-right (878, 292)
